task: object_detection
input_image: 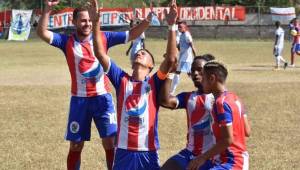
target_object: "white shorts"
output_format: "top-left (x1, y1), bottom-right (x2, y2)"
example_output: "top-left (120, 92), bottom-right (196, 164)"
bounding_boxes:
top-left (274, 47), bottom-right (283, 57)
top-left (176, 61), bottom-right (192, 73)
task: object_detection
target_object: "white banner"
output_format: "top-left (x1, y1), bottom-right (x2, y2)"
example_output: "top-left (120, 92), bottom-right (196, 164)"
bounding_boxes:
top-left (270, 7), bottom-right (296, 24)
top-left (8, 9), bottom-right (32, 41)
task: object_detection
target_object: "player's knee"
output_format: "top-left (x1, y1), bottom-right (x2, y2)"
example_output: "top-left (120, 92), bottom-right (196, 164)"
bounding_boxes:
top-left (69, 141), bottom-right (84, 151)
top-left (102, 136), bottom-right (115, 149)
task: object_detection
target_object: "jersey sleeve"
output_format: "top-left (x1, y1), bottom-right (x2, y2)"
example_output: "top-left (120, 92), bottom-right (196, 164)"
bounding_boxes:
top-left (104, 31), bottom-right (129, 49)
top-left (176, 92), bottom-right (188, 109)
top-left (215, 102), bottom-right (233, 127)
top-left (50, 32), bottom-right (69, 53)
top-left (106, 59), bottom-right (125, 92)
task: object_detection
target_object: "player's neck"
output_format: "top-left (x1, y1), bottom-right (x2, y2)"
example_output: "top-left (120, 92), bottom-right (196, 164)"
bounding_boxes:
top-left (75, 32), bottom-right (90, 42)
top-left (212, 84), bottom-right (226, 98)
top-left (132, 66), bottom-right (148, 81)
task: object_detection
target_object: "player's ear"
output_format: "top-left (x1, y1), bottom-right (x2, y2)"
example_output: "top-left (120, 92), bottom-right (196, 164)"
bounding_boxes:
top-left (209, 74), bottom-right (216, 83)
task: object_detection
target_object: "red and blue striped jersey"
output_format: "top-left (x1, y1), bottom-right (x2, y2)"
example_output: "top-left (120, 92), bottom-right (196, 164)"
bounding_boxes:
top-left (177, 91), bottom-right (215, 155)
top-left (212, 91), bottom-right (248, 169)
top-left (106, 60), bottom-right (164, 151)
top-left (50, 31), bottom-right (128, 97)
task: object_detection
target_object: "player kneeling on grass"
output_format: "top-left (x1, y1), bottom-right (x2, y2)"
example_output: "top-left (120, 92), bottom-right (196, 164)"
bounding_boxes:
top-left (273, 21), bottom-right (288, 70)
top-left (160, 54), bottom-right (216, 170)
top-left (88, 0), bottom-right (178, 169)
top-left (188, 61), bottom-right (250, 170)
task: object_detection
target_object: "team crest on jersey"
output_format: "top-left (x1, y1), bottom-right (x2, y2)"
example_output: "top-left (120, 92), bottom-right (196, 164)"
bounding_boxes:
top-left (145, 84), bottom-right (151, 94)
top-left (70, 121), bottom-right (80, 133)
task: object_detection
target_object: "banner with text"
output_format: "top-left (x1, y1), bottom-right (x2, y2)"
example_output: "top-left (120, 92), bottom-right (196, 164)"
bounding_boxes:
top-left (8, 9), bottom-right (32, 41)
top-left (32, 6), bottom-right (246, 29)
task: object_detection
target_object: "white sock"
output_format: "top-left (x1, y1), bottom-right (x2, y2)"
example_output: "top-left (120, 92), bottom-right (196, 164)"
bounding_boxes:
top-left (170, 74), bottom-right (180, 94)
top-left (275, 57), bottom-right (280, 67)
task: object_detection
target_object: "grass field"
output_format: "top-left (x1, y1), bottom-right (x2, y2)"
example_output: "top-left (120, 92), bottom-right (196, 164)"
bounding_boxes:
top-left (1, 38), bottom-right (300, 170)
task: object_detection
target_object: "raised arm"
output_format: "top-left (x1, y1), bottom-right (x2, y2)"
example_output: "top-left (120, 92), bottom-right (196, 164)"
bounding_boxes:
top-left (159, 0), bottom-right (178, 74)
top-left (159, 73), bottom-right (178, 109)
top-left (37, 0), bottom-right (59, 43)
top-left (128, 15), bottom-right (151, 41)
top-left (89, 0), bottom-right (110, 71)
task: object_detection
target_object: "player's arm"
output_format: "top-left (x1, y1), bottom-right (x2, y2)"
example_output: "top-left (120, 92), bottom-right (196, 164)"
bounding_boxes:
top-left (89, 0), bottom-right (110, 71)
top-left (159, 75), bottom-right (178, 109)
top-left (190, 42), bottom-right (196, 57)
top-left (244, 114), bottom-right (251, 137)
top-left (37, 0), bottom-right (59, 43)
top-left (126, 42), bottom-right (133, 56)
top-left (127, 14), bottom-right (152, 41)
top-left (158, 1), bottom-right (178, 76)
top-left (187, 125), bottom-right (233, 170)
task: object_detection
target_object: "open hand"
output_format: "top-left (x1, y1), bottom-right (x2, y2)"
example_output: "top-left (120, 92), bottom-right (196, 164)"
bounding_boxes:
top-left (164, 0), bottom-right (178, 25)
top-left (87, 0), bottom-right (100, 22)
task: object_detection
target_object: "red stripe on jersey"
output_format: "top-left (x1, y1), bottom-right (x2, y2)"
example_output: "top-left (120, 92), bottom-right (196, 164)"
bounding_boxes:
top-left (116, 76), bottom-right (129, 146)
top-left (100, 32), bottom-right (111, 92)
top-left (65, 37), bottom-right (77, 95)
top-left (127, 82), bottom-right (143, 150)
top-left (147, 78), bottom-right (157, 150)
top-left (80, 42), bottom-right (97, 97)
top-left (193, 133), bottom-right (203, 155)
top-left (190, 95), bottom-right (206, 125)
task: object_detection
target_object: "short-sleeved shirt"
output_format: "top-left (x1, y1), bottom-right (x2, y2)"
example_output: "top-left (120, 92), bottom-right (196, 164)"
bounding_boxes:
top-left (106, 60), bottom-right (164, 151)
top-left (275, 27), bottom-right (284, 48)
top-left (178, 31), bottom-right (193, 62)
top-left (176, 91), bottom-right (215, 155)
top-left (212, 91), bottom-right (247, 169)
top-left (50, 31), bottom-right (128, 97)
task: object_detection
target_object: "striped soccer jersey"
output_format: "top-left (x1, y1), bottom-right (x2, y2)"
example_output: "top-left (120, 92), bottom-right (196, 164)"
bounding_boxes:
top-left (212, 91), bottom-right (248, 170)
top-left (107, 60), bottom-right (164, 151)
top-left (177, 91), bottom-right (215, 155)
top-left (50, 31), bottom-right (128, 97)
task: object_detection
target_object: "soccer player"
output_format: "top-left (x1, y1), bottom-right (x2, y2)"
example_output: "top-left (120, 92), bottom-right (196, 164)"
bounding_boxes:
top-left (88, 0), bottom-right (178, 169)
top-left (290, 18), bottom-right (300, 67)
top-left (170, 20), bottom-right (196, 94)
top-left (273, 21), bottom-right (288, 70)
top-left (188, 61), bottom-right (250, 170)
top-left (126, 20), bottom-right (146, 62)
top-left (36, 0), bottom-right (151, 169)
top-left (160, 54), bottom-right (216, 170)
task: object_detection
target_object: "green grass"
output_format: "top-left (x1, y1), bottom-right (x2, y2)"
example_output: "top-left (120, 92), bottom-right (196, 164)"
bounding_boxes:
top-left (1, 39), bottom-right (300, 169)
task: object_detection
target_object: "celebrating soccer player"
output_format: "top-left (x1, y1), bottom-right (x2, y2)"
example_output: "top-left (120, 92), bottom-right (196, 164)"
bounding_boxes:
top-left (88, 0), bottom-right (178, 169)
top-left (160, 54), bottom-right (216, 170)
top-left (188, 61), bottom-right (250, 170)
top-left (36, 0), bottom-right (151, 169)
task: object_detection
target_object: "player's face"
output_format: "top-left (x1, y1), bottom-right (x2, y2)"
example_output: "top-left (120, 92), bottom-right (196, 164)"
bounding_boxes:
top-left (133, 50), bottom-right (153, 72)
top-left (73, 11), bottom-right (92, 37)
top-left (178, 23), bottom-right (186, 33)
top-left (191, 59), bottom-right (206, 88)
top-left (201, 71), bottom-right (213, 94)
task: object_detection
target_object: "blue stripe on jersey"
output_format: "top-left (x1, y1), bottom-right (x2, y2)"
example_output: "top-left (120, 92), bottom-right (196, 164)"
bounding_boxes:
top-left (216, 103), bottom-right (233, 125)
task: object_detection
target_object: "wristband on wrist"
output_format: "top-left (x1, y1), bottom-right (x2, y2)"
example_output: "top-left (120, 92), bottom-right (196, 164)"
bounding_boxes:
top-left (168, 24), bottom-right (177, 31)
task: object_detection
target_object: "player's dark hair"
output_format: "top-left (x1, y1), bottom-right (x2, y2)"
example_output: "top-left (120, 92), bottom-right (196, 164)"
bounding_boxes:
top-left (73, 7), bottom-right (89, 21)
top-left (275, 21), bottom-right (281, 27)
top-left (203, 61), bottom-right (228, 83)
top-left (193, 54), bottom-right (215, 63)
top-left (177, 20), bottom-right (187, 25)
